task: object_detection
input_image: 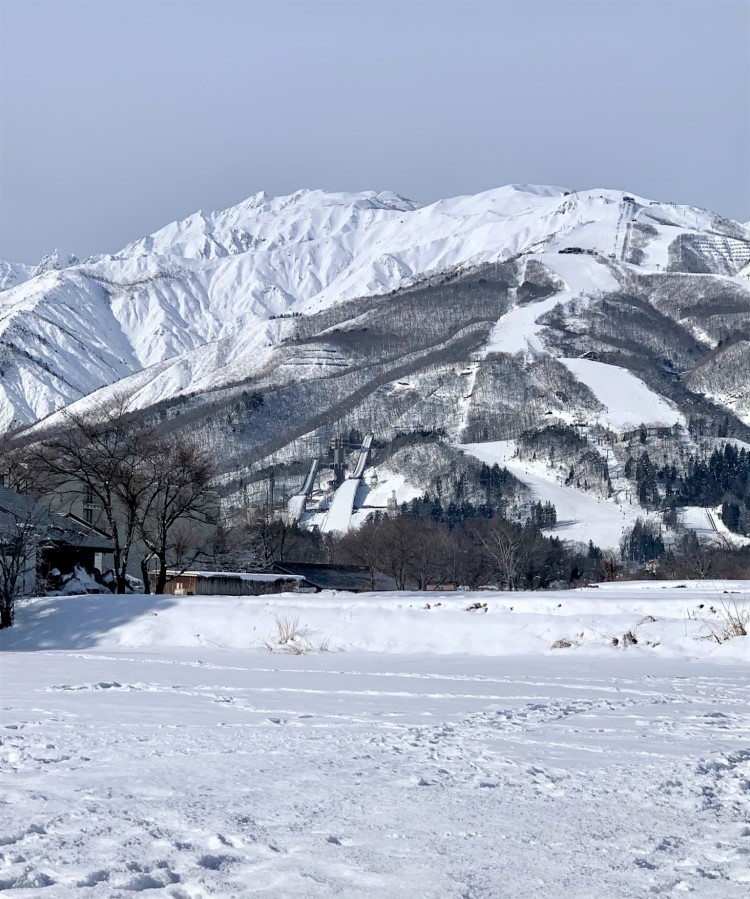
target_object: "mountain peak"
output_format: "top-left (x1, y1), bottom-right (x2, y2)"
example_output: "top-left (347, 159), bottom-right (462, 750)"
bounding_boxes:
top-left (31, 249), bottom-right (80, 277)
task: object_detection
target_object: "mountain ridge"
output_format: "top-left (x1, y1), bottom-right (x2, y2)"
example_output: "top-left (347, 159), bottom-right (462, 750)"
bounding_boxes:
top-left (2, 183), bottom-right (749, 433)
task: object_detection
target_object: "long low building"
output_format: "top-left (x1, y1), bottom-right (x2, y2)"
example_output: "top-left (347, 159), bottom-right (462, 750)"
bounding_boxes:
top-left (273, 562), bottom-right (398, 592)
top-left (157, 570), bottom-right (312, 597)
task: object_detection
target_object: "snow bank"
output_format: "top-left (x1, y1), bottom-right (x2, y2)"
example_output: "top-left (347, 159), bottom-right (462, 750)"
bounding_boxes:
top-left (4, 582), bottom-right (749, 662)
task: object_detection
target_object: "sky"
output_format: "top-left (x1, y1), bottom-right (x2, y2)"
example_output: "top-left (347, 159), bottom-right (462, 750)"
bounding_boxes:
top-left (0, 0), bottom-right (748, 263)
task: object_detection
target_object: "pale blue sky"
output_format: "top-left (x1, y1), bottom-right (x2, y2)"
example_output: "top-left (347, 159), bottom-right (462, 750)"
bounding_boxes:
top-left (1, 0), bottom-right (748, 262)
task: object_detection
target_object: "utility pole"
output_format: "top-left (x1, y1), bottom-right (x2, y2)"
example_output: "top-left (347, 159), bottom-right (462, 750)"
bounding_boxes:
top-left (268, 469), bottom-right (275, 517)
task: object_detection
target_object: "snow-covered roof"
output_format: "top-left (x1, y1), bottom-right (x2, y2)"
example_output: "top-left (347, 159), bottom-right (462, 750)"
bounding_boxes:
top-left (166, 570), bottom-right (307, 583)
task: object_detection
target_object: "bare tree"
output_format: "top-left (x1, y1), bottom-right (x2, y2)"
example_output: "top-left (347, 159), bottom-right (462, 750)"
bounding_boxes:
top-left (0, 431), bottom-right (30, 493)
top-left (34, 396), bottom-right (157, 593)
top-left (138, 436), bottom-right (216, 593)
top-left (0, 493), bottom-right (46, 628)
top-left (472, 517), bottom-right (529, 590)
top-left (601, 551), bottom-right (622, 582)
top-left (407, 519), bottom-right (463, 589)
top-left (334, 516), bottom-right (389, 590)
top-left (0, 431), bottom-right (57, 497)
top-left (671, 532), bottom-right (716, 580)
top-left (374, 516), bottom-right (418, 589)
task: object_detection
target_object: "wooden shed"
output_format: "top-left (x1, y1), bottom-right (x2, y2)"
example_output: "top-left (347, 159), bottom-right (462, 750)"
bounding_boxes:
top-left (158, 570), bottom-right (311, 597)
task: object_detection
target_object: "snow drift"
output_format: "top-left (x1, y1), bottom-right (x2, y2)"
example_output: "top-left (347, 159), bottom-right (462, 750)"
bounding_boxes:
top-left (4, 581), bottom-right (749, 662)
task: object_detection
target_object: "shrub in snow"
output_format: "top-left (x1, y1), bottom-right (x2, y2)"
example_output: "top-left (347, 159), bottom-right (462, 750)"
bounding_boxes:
top-left (693, 599), bottom-right (749, 644)
top-left (262, 613), bottom-right (330, 655)
top-left (551, 638), bottom-right (574, 649)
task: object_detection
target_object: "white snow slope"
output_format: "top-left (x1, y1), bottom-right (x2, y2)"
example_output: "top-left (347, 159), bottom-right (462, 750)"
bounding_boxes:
top-left (560, 358), bottom-right (684, 429)
top-left (1, 583), bottom-right (749, 897)
top-left (2, 184), bottom-right (749, 430)
top-left (0, 260), bottom-right (32, 292)
top-left (459, 439), bottom-right (654, 548)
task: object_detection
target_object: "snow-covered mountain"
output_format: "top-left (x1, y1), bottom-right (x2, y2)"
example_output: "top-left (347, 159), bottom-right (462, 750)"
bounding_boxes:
top-left (2, 184), bottom-right (749, 433)
top-left (0, 259), bottom-right (33, 292)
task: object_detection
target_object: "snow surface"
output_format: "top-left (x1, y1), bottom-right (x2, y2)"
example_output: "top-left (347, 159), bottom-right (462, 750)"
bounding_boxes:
top-left (1, 584), bottom-right (749, 897)
top-left (560, 358), bottom-right (684, 429)
top-left (319, 477), bottom-right (363, 534)
top-left (459, 440), bottom-right (653, 548)
top-left (0, 259), bottom-right (32, 291)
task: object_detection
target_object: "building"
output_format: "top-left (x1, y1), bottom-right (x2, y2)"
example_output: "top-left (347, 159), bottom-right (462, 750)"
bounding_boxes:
top-left (272, 562), bottom-right (398, 592)
top-left (157, 570), bottom-right (311, 596)
top-left (0, 485), bottom-right (113, 592)
top-left (44, 477), bottom-right (219, 580)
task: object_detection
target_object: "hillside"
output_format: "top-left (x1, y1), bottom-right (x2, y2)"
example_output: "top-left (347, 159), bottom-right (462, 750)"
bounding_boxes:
top-left (3, 185), bottom-right (748, 429)
top-left (3, 185), bottom-right (750, 544)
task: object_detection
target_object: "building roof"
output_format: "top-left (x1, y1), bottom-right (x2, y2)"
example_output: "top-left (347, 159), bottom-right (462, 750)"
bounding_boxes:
top-left (0, 486), bottom-right (113, 552)
top-left (273, 562), bottom-right (398, 592)
top-left (165, 570), bottom-right (306, 583)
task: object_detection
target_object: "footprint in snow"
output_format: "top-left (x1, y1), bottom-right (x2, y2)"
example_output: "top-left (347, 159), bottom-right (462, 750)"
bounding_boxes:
top-left (76, 869), bottom-right (111, 887)
top-left (197, 854), bottom-right (235, 870)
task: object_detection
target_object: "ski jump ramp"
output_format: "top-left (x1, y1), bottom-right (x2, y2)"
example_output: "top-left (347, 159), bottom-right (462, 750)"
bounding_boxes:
top-left (286, 459), bottom-right (320, 524)
top-left (321, 477), bottom-right (362, 534)
top-left (320, 434), bottom-right (374, 534)
top-left (351, 434), bottom-right (373, 478)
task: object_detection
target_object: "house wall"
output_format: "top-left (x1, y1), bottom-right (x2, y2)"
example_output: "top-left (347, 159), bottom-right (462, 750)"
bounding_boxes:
top-left (160, 575), bottom-right (301, 597)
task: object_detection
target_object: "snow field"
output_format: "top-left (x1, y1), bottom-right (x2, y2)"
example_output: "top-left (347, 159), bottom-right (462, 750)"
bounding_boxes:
top-left (4, 583), bottom-right (750, 661)
top-left (1, 584), bottom-right (750, 896)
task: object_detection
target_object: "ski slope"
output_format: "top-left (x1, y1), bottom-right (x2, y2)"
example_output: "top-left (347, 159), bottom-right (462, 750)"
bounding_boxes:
top-left (561, 357), bottom-right (685, 429)
top-left (483, 251), bottom-right (620, 358)
top-left (679, 505), bottom-right (750, 549)
top-left (459, 440), bottom-right (652, 548)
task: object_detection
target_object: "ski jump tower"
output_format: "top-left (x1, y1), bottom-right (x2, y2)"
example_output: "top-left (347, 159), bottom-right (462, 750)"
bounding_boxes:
top-left (286, 433), bottom-right (373, 526)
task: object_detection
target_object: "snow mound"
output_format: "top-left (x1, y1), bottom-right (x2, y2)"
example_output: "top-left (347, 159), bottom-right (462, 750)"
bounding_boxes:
top-left (3, 582), bottom-right (749, 661)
